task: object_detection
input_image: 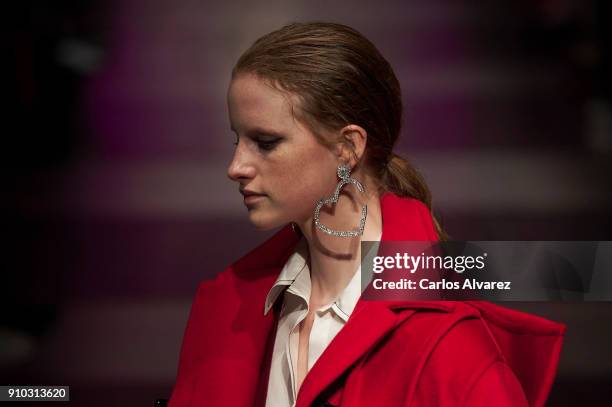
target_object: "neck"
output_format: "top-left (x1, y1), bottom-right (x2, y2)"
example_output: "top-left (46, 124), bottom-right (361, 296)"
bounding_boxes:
top-left (297, 189), bottom-right (383, 308)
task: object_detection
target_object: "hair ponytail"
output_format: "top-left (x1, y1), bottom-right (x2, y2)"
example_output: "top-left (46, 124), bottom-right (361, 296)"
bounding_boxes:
top-left (381, 153), bottom-right (449, 241)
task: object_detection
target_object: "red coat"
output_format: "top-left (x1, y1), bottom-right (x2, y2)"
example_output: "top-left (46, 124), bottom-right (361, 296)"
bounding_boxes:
top-left (168, 192), bottom-right (565, 407)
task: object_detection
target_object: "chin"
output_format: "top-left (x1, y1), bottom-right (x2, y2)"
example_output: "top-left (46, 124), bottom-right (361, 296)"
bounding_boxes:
top-left (247, 210), bottom-right (287, 231)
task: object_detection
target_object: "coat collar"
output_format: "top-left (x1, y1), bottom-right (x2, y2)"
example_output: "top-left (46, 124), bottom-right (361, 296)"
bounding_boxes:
top-left (255, 191), bottom-right (440, 316)
top-left (234, 191), bottom-right (443, 407)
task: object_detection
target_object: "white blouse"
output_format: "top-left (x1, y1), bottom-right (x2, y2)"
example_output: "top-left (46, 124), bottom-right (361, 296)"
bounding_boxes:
top-left (263, 234), bottom-right (382, 407)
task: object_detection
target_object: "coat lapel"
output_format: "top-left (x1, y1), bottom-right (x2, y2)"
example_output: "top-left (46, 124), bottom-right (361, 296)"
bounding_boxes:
top-left (295, 302), bottom-right (416, 407)
top-left (292, 192), bottom-right (440, 406)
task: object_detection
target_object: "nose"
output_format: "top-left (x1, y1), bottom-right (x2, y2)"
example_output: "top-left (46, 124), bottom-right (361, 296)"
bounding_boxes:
top-left (227, 143), bottom-right (256, 182)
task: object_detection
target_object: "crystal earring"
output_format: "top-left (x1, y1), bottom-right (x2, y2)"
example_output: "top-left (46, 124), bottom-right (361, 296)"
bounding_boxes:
top-left (313, 163), bottom-right (368, 237)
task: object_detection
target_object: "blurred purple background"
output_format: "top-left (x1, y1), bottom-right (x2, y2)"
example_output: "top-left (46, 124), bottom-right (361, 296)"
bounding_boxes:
top-left (3, 0), bottom-right (612, 405)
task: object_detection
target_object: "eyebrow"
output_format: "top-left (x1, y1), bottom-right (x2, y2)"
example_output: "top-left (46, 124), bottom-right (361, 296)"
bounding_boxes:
top-left (231, 126), bottom-right (286, 138)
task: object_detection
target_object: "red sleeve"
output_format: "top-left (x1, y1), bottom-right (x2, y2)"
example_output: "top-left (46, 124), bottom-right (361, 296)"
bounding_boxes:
top-left (462, 361), bottom-right (529, 407)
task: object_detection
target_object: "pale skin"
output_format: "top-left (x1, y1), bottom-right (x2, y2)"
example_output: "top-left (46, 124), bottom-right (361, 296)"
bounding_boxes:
top-left (227, 72), bottom-right (383, 394)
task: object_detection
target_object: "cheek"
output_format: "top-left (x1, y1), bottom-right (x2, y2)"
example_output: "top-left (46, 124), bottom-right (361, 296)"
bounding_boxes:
top-left (270, 148), bottom-right (337, 217)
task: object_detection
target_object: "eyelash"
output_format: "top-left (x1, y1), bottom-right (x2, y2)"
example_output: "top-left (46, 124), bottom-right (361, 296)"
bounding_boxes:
top-left (232, 139), bottom-right (280, 151)
top-left (256, 138), bottom-right (280, 151)
top-left (232, 135), bottom-right (281, 151)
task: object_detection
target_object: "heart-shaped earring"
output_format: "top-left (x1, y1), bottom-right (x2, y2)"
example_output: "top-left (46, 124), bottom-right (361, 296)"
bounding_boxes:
top-left (314, 163), bottom-right (368, 237)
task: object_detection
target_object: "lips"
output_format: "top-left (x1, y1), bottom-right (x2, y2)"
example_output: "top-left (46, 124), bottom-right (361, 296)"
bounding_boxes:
top-left (240, 190), bottom-right (266, 198)
top-left (240, 189), bottom-right (266, 207)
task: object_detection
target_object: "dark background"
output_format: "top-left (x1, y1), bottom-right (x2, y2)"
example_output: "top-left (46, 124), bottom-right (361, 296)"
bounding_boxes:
top-left (2, 0), bottom-right (612, 405)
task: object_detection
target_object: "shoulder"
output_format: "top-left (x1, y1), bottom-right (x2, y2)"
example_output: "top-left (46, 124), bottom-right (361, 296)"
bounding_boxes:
top-left (383, 301), bottom-right (503, 378)
top-left (392, 301), bottom-right (501, 361)
top-left (402, 302), bottom-right (527, 406)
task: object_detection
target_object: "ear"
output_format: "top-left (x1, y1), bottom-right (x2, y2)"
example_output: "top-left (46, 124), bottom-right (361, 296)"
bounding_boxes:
top-left (335, 124), bottom-right (367, 168)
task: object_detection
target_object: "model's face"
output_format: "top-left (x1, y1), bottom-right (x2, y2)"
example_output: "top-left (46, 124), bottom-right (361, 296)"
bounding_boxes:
top-left (227, 73), bottom-right (340, 230)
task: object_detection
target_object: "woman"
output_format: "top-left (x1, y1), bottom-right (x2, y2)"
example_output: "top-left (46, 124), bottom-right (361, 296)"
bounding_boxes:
top-left (168, 22), bottom-right (565, 407)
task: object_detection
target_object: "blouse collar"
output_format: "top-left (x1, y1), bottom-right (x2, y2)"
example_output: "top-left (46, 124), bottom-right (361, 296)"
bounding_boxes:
top-left (264, 232), bottom-right (382, 317)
